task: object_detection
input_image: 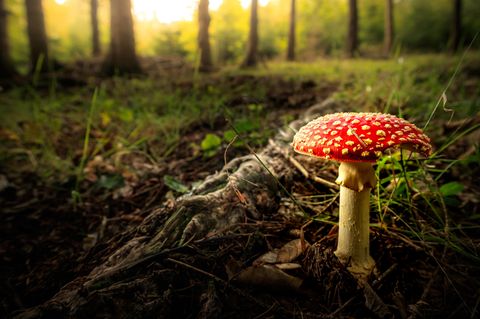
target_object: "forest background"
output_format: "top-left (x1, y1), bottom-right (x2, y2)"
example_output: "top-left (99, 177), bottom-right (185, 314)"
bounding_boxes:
top-left (6, 0), bottom-right (480, 72)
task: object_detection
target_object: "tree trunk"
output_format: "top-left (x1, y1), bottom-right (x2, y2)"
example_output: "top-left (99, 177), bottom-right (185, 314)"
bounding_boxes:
top-left (346, 0), bottom-right (358, 58)
top-left (242, 0), bottom-right (258, 68)
top-left (383, 0), bottom-right (394, 57)
top-left (102, 0), bottom-right (141, 75)
top-left (0, 0), bottom-right (17, 77)
top-left (198, 0), bottom-right (213, 72)
top-left (90, 0), bottom-right (100, 56)
top-left (450, 0), bottom-right (461, 53)
top-left (25, 0), bottom-right (49, 72)
top-left (286, 0), bottom-right (295, 61)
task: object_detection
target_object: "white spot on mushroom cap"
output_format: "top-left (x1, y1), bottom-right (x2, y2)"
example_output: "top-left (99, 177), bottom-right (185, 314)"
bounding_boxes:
top-left (376, 130), bottom-right (386, 137)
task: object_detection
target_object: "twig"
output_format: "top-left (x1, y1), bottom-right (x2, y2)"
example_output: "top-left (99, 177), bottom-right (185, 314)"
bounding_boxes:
top-left (382, 228), bottom-right (424, 252)
top-left (167, 257), bottom-right (225, 282)
top-left (268, 139), bottom-right (339, 190)
top-left (328, 296), bottom-right (356, 318)
top-left (372, 263), bottom-right (398, 288)
top-left (252, 302), bottom-right (277, 319)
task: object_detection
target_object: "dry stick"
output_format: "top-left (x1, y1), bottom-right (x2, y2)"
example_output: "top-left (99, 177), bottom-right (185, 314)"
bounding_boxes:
top-left (269, 139), bottom-right (339, 190)
top-left (328, 296), bottom-right (356, 318)
top-left (471, 291), bottom-right (480, 319)
top-left (372, 263), bottom-right (398, 288)
top-left (252, 303), bottom-right (277, 319)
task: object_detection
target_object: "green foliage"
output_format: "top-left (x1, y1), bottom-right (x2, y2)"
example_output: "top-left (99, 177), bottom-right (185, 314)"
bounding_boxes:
top-left (298, 0), bottom-right (348, 56)
top-left (211, 0), bottom-right (248, 63)
top-left (5, 0), bottom-right (480, 70)
top-left (439, 182), bottom-right (464, 197)
top-left (396, 0), bottom-right (450, 51)
top-left (163, 175), bottom-right (189, 193)
top-left (201, 133), bottom-right (222, 157)
top-left (95, 174), bottom-right (125, 190)
top-left (153, 26), bottom-right (189, 57)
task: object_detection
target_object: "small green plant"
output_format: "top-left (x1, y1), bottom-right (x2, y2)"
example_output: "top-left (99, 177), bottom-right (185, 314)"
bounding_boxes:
top-left (200, 133), bottom-right (222, 157)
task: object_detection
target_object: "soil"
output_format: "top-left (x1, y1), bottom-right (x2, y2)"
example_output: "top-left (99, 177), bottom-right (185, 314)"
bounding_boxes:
top-left (1, 58), bottom-right (479, 318)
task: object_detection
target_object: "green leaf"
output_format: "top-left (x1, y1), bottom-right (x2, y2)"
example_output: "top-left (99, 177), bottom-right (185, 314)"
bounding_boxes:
top-left (96, 174), bottom-right (125, 190)
top-left (223, 130), bottom-right (237, 142)
top-left (163, 175), bottom-right (189, 193)
top-left (201, 133), bottom-right (222, 157)
top-left (439, 182), bottom-right (464, 197)
top-left (234, 119), bottom-right (258, 133)
top-left (118, 108), bottom-right (134, 122)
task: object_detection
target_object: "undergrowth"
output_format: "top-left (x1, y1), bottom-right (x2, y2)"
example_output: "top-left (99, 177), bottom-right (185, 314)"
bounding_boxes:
top-left (1, 52), bottom-right (479, 316)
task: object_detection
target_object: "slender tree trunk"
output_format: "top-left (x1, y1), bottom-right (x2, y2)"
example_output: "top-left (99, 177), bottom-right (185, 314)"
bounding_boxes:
top-left (91, 0), bottom-right (100, 56)
top-left (346, 0), bottom-right (358, 58)
top-left (450, 0), bottom-right (462, 53)
top-left (198, 0), bottom-right (212, 72)
top-left (286, 0), bottom-right (295, 61)
top-left (242, 0), bottom-right (258, 68)
top-left (0, 0), bottom-right (17, 77)
top-left (383, 0), bottom-right (394, 56)
top-left (25, 0), bottom-right (49, 72)
top-left (102, 0), bottom-right (141, 75)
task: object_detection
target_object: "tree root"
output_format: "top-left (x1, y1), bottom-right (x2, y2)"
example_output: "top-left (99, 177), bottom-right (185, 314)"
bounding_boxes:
top-left (14, 99), bottom-right (344, 319)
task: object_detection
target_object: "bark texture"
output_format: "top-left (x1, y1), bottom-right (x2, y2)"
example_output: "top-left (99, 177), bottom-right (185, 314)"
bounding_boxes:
top-left (242, 0), bottom-right (258, 68)
top-left (383, 0), bottom-right (394, 56)
top-left (198, 0), bottom-right (213, 72)
top-left (25, 0), bottom-right (49, 72)
top-left (90, 0), bottom-right (100, 56)
top-left (15, 149), bottom-right (284, 319)
top-left (0, 0), bottom-right (16, 77)
top-left (450, 0), bottom-right (462, 53)
top-left (286, 0), bottom-right (295, 61)
top-left (346, 0), bottom-right (358, 58)
top-left (102, 0), bottom-right (141, 75)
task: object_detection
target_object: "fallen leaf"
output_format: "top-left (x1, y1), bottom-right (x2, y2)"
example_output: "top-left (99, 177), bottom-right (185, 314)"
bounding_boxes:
top-left (253, 251), bottom-right (278, 265)
top-left (276, 239), bottom-right (309, 263)
top-left (275, 263), bottom-right (302, 270)
top-left (235, 264), bottom-right (303, 293)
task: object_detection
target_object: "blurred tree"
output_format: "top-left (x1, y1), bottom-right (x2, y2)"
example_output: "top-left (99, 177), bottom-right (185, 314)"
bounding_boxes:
top-left (346, 0), bottom-right (358, 57)
top-left (102, 0), bottom-right (141, 75)
top-left (90, 0), bottom-right (100, 56)
top-left (212, 0), bottom-right (246, 63)
top-left (198, 0), bottom-right (213, 72)
top-left (298, 0), bottom-right (347, 57)
top-left (286, 0), bottom-right (295, 61)
top-left (242, 0), bottom-right (258, 67)
top-left (0, 0), bottom-right (17, 77)
top-left (25, 0), bottom-right (49, 72)
top-left (450, 0), bottom-right (462, 52)
top-left (154, 26), bottom-right (188, 57)
top-left (397, 0), bottom-right (449, 51)
top-left (384, 0), bottom-right (393, 56)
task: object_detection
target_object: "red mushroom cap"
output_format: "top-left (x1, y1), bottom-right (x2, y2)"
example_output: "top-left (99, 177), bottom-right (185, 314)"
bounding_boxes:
top-left (292, 112), bottom-right (432, 162)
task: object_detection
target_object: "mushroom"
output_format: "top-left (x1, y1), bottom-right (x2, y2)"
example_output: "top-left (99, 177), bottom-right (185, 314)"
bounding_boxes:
top-left (292, 112), bottom-right (432, 278)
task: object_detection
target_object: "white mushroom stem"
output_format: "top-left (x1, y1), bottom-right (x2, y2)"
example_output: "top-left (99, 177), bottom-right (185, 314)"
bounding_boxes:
top-left (334, 161), bottom-right (376, 278)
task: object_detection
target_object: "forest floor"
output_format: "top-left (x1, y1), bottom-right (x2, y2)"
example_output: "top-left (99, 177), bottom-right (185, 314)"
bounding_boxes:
top-left (1, 53), bottom-right (480, 318)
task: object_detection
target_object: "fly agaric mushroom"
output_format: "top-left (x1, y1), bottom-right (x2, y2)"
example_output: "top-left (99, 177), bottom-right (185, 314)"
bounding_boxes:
top-left (292, 112), bottom-right (431, 278)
